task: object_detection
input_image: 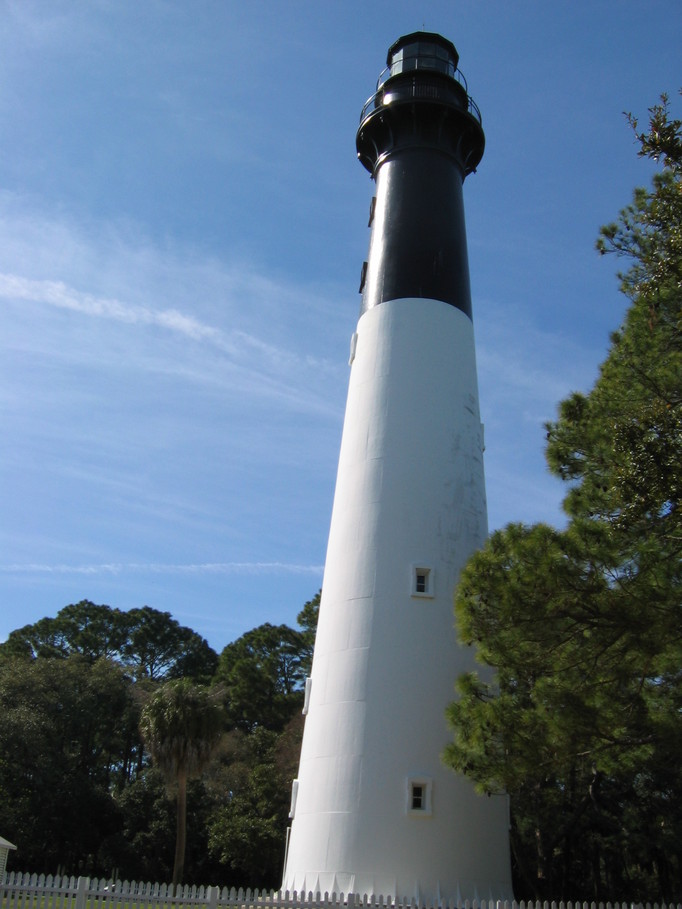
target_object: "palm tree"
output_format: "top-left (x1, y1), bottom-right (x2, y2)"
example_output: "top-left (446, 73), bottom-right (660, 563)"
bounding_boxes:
top-left (140, 679), bottom-right (224, 886)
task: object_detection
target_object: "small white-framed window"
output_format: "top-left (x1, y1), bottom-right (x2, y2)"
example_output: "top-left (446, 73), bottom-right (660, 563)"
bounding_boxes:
top-left (406, 777), bottom-right (433, 815)
top-left (349, 331), bottom-right (358, 365)
top-left (289, 779), bottom-right (299, 819)
top-left (411, 564), bottom-right (434, 598)
top-left (302, 676), bottom-right (312, 715)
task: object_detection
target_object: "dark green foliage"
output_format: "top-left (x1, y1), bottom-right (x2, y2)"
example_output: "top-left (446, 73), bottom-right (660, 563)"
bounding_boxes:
top-left (296, 589), bottom-right (320, 677)
top-left (140, 679), bottom-right (225, 885)
top-left (445, 95), bottom-right (682, 901)
top-left (0, 592), bottom-right (317, 886)
top-left (124, 606), bottom-right (218, 682)
top-left (0, 601), bottom-right (219, 682)
top-left (99, 768), bottom-right (176, 882)
top-left (207, 721), bottom-right (303, 889)
top-left (214, 622), bottom-right (308, 732)
top-left (201, 606), bottom-right (314, 886)
top-left (0, 655), bottom-right (136, 872)
top-left (0, 600), bottom-right (130, 662)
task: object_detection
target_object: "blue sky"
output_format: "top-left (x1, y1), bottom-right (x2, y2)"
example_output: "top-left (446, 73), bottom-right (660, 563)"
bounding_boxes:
top-left (1, 1), bottom-right (680, 652)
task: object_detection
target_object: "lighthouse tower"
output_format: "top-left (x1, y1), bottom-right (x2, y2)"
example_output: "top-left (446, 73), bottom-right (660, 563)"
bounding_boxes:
top-left (282, 33), bottom-right (513, 903)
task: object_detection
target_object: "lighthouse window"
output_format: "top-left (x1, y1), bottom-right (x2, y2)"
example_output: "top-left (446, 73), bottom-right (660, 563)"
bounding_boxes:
top-left (289, 779), bottom-right (299, 819)
top-left (407, 777), bottom-right (433, 815)
top-left (392, 41), bottom-right (453, 78)
top-left (412, 565), bottom-right (434, 598)
top-left (349, 331), bottom-right (358, 365)
top-left (368, 195), bottom-right (376, 226)
top-left (302, 676), bottom-right (312, 715)
top-left (359, 260), bottom-right (368, 293)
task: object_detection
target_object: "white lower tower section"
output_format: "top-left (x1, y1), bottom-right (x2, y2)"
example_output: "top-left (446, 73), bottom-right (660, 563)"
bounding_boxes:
top-left (282, 298), bottom-right (513, 902)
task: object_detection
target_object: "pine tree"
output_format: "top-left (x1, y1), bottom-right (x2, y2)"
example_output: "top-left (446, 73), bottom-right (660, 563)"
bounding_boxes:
top-left (445, 94), bottom-right (682, 901)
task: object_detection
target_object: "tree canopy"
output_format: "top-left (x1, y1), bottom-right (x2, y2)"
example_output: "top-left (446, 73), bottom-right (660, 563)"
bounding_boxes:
top-left (214, 622), bottom-right (309, 732)
top-left (445, 94), bottom-right (682, 901)
top-left (1, 600), bottom-right (218, 682)
top-left (0, 593), bottom-right (317, 886)
top-left (0, 654), bottom-right (137, 871)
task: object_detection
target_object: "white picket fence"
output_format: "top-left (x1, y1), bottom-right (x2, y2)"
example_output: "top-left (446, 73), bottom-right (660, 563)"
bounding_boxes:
top-left (1, 873), bottom-right (681, 909)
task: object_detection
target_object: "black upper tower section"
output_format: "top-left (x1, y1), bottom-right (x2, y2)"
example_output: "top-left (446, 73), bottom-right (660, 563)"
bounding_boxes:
top-left (356, 33), bottom-right (485, 317)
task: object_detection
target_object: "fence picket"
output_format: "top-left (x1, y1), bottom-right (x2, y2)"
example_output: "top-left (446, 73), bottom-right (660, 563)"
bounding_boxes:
top-left (3, 875), bottom-right (682, 909)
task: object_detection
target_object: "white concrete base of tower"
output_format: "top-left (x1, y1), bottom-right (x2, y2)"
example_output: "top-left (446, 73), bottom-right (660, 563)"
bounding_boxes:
top-left (282, 297), bottom-right (514, 903)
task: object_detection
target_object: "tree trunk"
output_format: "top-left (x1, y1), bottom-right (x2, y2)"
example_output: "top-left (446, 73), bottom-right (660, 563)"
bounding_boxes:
top-left (173, 771), bottom-right (188, 887)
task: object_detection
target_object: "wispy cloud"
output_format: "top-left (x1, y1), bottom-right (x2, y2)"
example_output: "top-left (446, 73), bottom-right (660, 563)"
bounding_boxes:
top-left (0, 561), bottom-right (324, 576)
top-left (1, 271), bottom-right (275, 359)
top-left (0, 258), bottom-right (347, 420)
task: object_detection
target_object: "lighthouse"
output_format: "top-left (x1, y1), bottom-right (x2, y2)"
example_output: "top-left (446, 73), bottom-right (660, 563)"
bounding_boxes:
top-left (282, 33), bottom-right (513, 903)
